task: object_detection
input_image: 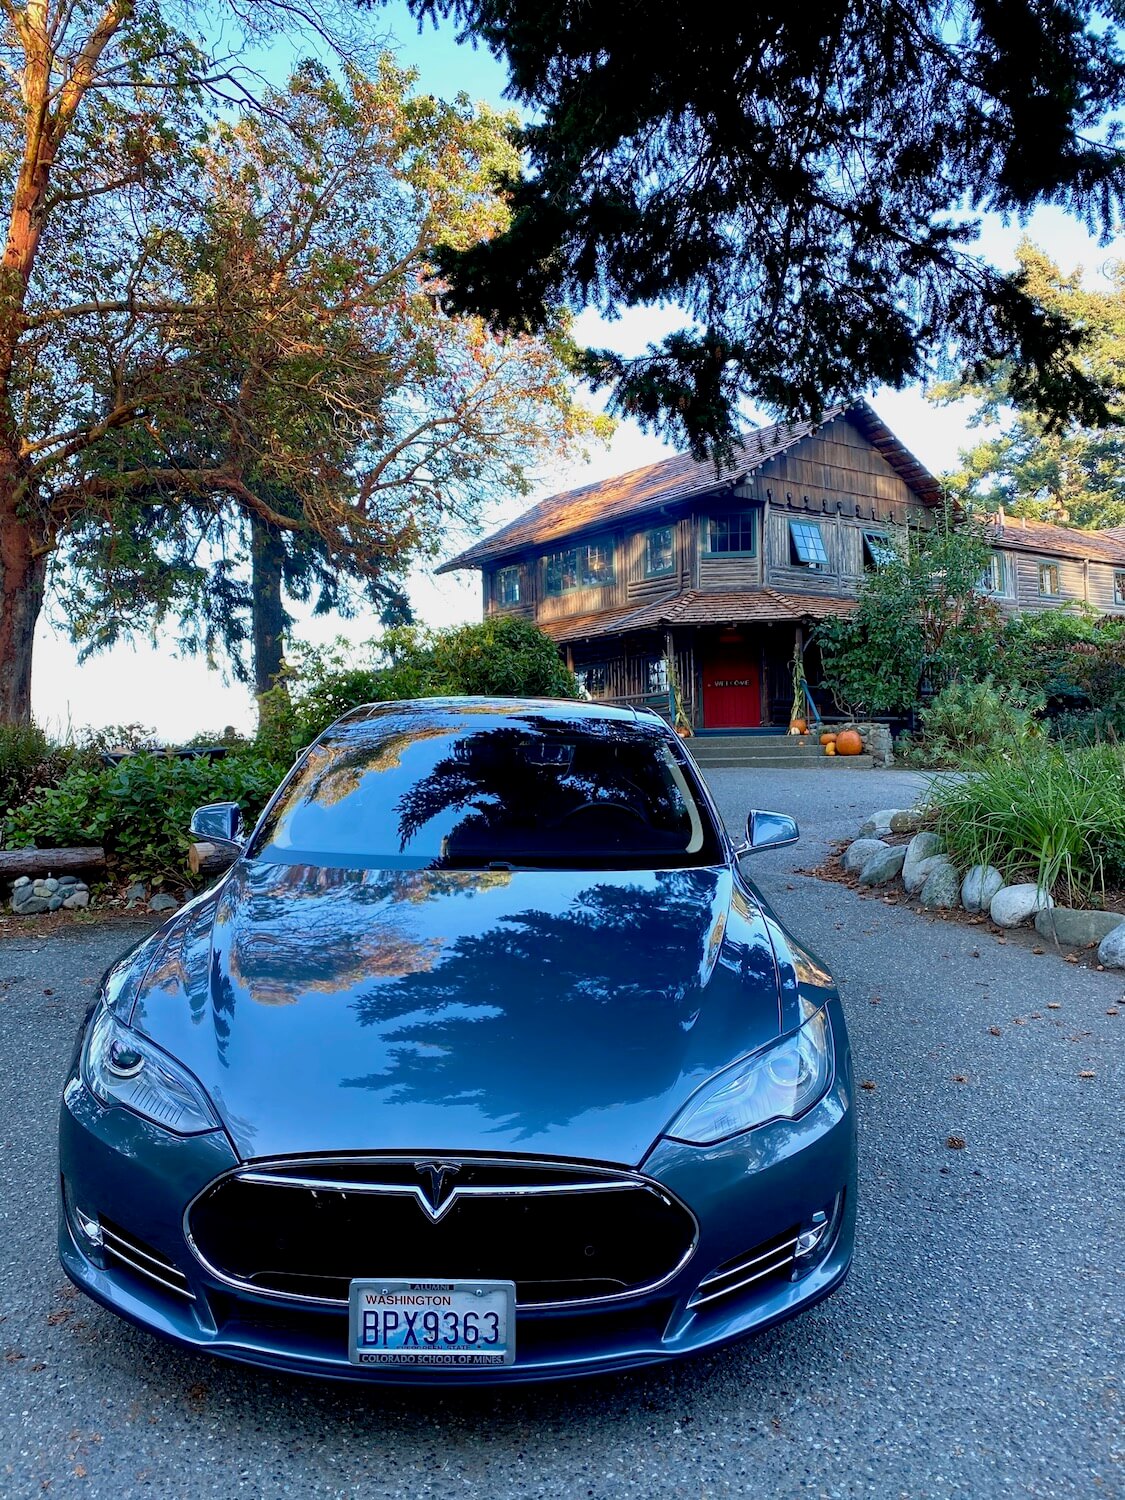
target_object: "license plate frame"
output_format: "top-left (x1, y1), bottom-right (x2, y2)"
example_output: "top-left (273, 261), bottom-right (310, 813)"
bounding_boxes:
top-left (347, 1278), bottom-right (517, 1368)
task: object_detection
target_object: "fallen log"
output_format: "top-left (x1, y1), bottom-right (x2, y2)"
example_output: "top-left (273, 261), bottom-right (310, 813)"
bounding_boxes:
top-left (188, 841), bottom-right (237, 878)
top-left (0, 846), bottom-right (105, 879)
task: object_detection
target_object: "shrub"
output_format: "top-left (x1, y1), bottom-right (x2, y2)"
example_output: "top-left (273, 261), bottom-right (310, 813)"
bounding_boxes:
top-left (928, 743), bottom-right (1125, 906)
top-left (0, 722), bottom-right (81, 826)
top-left (256, 618), bottom-right (577, 764)
top-left (7, 750), bottom-right (279, 884)
top-left (901, 678), bottom-right (1042, 767)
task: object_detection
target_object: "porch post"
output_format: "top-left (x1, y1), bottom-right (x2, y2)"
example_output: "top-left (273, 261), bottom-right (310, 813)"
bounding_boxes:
top-left (664, 628), bottom-right (675, 724)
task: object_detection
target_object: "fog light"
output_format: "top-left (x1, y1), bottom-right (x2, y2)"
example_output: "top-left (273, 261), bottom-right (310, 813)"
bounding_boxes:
top-left (794, 1212), bottom-right (828, 1260)
top-left (791, 1194), bottom-right (843, 1279)
top-left (62, 1176), bottom-right (103, 1251)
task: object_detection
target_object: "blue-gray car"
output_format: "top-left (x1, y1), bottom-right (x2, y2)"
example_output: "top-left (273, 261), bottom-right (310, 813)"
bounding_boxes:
top-left (59, 698), bottom-right (856, 1383)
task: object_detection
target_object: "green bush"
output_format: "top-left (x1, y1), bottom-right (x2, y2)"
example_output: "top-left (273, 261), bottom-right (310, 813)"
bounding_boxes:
top-left (928, 743), bottom-right (1125, 906)
top-left (901, 678), bottom-right (1043, 767)
top-left (257, 617), bottom-right (577, 764)
top-left (0, 722), bottom-right (80, 821)
top-left (7, 750), bottom-right (280, 884)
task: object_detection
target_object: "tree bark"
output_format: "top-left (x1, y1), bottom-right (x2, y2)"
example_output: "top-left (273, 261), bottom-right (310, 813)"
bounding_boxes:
top-left (0, 488), bottom-right (46, 723)
top-left (0, 846), bottom-right (105, 877)
top-left (251, 511), bottom-right (288, 700)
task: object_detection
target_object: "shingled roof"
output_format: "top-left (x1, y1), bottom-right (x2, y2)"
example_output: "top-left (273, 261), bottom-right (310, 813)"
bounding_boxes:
top-left (987, 513), bottom-right (1125, 563)
top-left (438, 400), bottom-right (942, 574)
top-left (536, 589), bottom-right (858, 644)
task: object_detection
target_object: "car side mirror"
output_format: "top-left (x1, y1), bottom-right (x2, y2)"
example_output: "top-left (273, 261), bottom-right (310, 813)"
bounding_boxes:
top-left (735, 809), bottom-right (799, 857)
top-left (189, 802), bottom-right (245, 851)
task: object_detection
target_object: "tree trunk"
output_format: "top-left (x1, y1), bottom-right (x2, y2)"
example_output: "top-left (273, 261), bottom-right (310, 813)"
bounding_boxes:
top-left (0, 490), bottom-right (45, 724)
top-left (251, 512), bottom-right (289, 700)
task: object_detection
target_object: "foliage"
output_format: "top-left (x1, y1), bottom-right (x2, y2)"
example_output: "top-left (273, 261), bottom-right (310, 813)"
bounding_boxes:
top-left (405, 0), bottom-right (1125, 461)
top-left (994, 609), bottom-right (1125, 719)
top-left (935, 243), bottom-right (1125, 530)
top-left (257, 617), bottom-right (577, 763)
top-left (815, 514), bottom-right (998, 715)
top-left (7, 751), bottom-right (279, 885)
top-left (900, 679), bottom-right (1042, 767)
top-left (928, 744), bottom-right (1125, 906)
top-left (49, 58), bottom-right (607, 706)
top-left (0, 723), bottom-right (78, 817)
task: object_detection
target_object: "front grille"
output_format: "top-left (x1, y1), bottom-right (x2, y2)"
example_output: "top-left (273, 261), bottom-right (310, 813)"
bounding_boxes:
top-left (187, 1157), bottom-right (696, 1309)
top-left (101, 1218), bottom-right (195, 1302)
top-left (687, 1226), bottom-right (798, 1310)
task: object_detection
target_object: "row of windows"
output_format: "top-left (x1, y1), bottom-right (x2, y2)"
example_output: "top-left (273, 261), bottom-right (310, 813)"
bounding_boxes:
top-left (497, 536), bottom-right (1125, 606)
top-left (575, 658), bottom-right (669, 699)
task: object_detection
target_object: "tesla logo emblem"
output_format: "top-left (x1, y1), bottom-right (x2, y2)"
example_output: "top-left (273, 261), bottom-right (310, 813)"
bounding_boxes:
top-left (413, 1161), bottom-right (462, 1222)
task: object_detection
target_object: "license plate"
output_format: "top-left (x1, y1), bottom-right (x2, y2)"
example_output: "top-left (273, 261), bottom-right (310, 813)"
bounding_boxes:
top-left (347, 1279), bottom-right (516, 1367)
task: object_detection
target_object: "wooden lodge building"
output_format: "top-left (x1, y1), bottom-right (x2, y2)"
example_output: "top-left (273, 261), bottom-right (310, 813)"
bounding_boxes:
top-left (438, 402), bottom-right (1125, 731)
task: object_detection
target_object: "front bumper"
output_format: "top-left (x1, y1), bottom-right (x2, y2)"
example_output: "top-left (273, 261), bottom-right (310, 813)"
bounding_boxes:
top-left (59, 1002), bottom-right (856, 1385)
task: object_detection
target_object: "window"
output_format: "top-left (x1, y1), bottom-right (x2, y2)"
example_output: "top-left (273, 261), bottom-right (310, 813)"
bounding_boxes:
top-left (1115, 571), bottom-right (1125, 606)
top-left (645, 657), bottom-right (670, 695)
top-left (979, 553), bottom-right (1007, 595)
top-left (644, 525), bottom-right (675, 576)
top-left (789, 519), bottom-right (829, 567)
top-left (574, 663), bottom-right (609, 698)
top-left (496, 566), bottom-right (521, 606)
top-left (706, 511), bottom-right (757, 555)
top-left (1038, 561), bottom-right (1062, 597)
top-left (544, 542), bottom-right (616, 594)
top-left (863, 530), bottom-right (896, 570)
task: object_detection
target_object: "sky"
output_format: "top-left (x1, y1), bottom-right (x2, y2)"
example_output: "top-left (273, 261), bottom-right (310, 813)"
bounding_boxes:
top-left (30, 5), bottom-right (1125, 740)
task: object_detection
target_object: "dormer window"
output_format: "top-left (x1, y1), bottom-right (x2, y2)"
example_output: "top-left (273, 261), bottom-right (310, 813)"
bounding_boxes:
top-left (705, 510), bottom-right (757, 555)
top-left (644, 525), bottom-right (675, 576)
top-left (496, 565), bottom-right (521, 606)
top-left (863, 530), bottom-right (896, 570)
top-left (789, 519), bottom-right (829, 568)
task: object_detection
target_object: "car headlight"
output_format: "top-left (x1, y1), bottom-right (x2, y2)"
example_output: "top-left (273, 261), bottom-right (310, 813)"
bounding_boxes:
top-left (81, 1005), bottom-right (221, 1137)
top-left (666, 1007), bottom-right (833, 1144)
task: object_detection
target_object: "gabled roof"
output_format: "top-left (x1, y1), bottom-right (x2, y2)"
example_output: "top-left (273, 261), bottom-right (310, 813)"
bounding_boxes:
top-left (988, 514), bottom-right (1125, 564)
top-left (438, 400), bottom-right (941, 574)
top-left (536, 588), bottom-right (858, 643)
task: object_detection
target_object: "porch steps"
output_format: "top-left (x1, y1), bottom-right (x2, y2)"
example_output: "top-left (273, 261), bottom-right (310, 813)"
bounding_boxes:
top-left (686, 734), bottom-right (874, 770)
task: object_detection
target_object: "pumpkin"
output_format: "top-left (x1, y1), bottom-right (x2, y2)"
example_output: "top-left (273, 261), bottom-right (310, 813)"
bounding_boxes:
top-left (835, 728), bottom-right (864, 756)
top-left (819, 730), bottom-right (837, 746)
top-left (789, 718), bottom-right (807, 735)
top-left (823, 741), bottom-right (837, 756)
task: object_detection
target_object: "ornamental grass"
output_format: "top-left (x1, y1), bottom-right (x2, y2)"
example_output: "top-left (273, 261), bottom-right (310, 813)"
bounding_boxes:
top-left (928, 743), bottom-right (1125, 909)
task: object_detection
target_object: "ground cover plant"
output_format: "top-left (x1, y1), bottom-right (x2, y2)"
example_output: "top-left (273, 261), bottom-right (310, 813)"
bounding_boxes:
top-left (928, 743), bottom-right (1125, 908)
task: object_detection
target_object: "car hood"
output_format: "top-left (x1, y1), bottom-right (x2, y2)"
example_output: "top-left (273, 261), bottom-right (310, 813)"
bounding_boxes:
top-left (127, 859), bottom-right (789, 1167)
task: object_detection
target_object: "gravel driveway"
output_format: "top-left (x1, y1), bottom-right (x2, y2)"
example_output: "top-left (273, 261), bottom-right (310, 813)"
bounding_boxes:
top-left (1, 766), bottom-right (1120, 1499)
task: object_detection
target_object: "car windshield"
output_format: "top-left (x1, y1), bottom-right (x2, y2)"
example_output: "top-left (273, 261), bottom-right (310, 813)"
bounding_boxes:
top-left (247, 708), bottom-right (724, 870)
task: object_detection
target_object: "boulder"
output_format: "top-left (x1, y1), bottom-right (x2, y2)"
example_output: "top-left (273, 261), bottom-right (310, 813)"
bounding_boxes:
top-left (12, 875), bottom-right (29, 888)
top-left (961, 865), bottom-right (1005, 914)
top-left (1096, 922), bottom-right (1125, 968)
top-left (859, 845), bottom-right (907, 886)
top-left (1034, 907), bottom-right (1125, 946)
top-left (11, 895), bottom-right (49, 914)
top-left (32, 877), bottom-right (58, 896)
top-left (858, 810), bottom-right (899, 838)
top-left (843, 838), bottom-right (889, 874)
top-left (903, 832), bottom-right (945, 893)
top-left (148, 893), bottom-right (179, 913)
top-left (63, 890), bottom-right (90, 910)
top-left (989, 883), bottom-right (1054, 928)
top-left (889, 809), bottom-right (927, 834)
top-left (919, 859), bottom-right (962, 910)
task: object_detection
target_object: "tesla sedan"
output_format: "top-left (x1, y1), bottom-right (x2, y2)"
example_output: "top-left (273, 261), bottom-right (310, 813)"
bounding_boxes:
top-left (59, 698), bottom-right (856, 1382)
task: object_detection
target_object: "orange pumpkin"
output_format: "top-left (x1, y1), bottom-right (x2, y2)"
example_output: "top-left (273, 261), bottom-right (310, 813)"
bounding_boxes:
top-left (824, 741), bottom-right (837, 756)
top-left (835, 728), bottom-right (864, 756)
top-left (819, 731), bottom-right (837, 745)
top-left (789, 718), bottom-right (808, 735)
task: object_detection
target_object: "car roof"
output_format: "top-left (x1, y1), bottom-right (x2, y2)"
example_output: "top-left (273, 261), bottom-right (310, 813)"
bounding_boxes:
top-left (330, 696), bottom-right (657, 731)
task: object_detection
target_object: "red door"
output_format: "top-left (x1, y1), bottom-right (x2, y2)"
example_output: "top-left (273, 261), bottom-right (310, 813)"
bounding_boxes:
top-left (702, 645), bottom-right (761, 728)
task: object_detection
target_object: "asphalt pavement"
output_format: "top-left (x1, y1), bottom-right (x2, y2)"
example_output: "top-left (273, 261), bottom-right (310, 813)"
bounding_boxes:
top-left (1, 765), bottom-right (1121, 1499)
